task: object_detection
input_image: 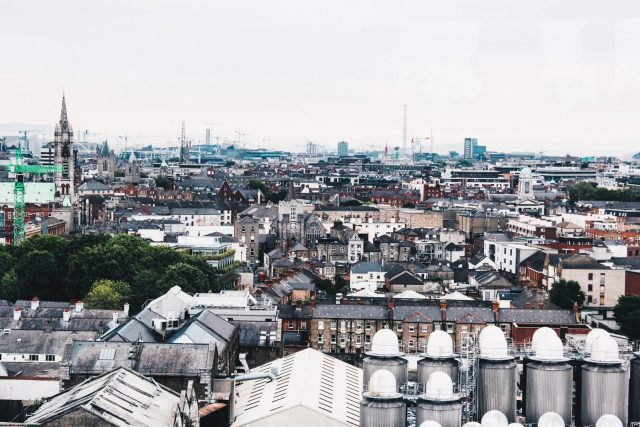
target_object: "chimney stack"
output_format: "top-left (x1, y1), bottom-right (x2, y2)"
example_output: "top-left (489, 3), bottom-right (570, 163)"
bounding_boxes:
top-left (75, 301), bottom-right (84, 312)
top-left (573, 302), bottom-right (580, 323)
top-left (13, 307), bottom-right (21, 321)
top-left (492, 299), bottom-right (500, 322)
top-left (123, 302), bottom-right (130, 317)
top-left (63, 308), bottom-right (71, 322)
top-left (112, 311), bottom-right (119, 323)
top-left (440, 298), bottom-right (447, 322)
top-left (387, 297), bottom-right (395, 321)
top-left (536, 290), bottom-right (545, 309)
top-left (31, 297), bottom-right (40, 311)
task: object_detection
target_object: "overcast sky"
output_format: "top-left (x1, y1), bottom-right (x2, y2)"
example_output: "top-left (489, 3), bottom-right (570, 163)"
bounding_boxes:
top-left (2, 0), bottom-right (640, 156)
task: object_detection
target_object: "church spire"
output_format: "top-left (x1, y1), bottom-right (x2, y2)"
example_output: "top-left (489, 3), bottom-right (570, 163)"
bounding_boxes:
top-left (60, 93), bottom-right (68, 124)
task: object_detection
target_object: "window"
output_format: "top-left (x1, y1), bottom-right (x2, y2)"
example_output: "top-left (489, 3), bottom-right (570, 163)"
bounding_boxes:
top-left (317, 320), bottom-right (324, 330)
top-left (588, 284), bottom-right (593, 292)
top-left (446, 324), bottom-right (454, 333)
top-left (421, 325), bottom-right (428, 333)
top-left (588, 273), bottom-right (594, 280)
top-left (365, 335), bottom-right (371, 343)
top-left (600, 273), bottom-right (606, 284)
top-left (330, 334), bottom-right (337, 344)
top-left (340, 334), bottom-right (346, 344)
top-left (318, 335), bottom-right (324, 344)
top-left (588, 295), bottom-right (593, 304)
top-left (397, 323), bottom-right (403, 332)
top-left (287, 320), bottom-right (293, 329)
top-left (408, 325), bottom-right (415, 333)
top-left (45, 354), bottom-right (55, 361)
top-left (408, 340), bottom-right (414, 348)
top-left (29, 354), bottom-right (38, 361)
top-left (365, 321), bottom-right (371, 331)
top-left (330, 321), bottom-right (337, 330)
top-left (356, 335), bottom-right (362, 344)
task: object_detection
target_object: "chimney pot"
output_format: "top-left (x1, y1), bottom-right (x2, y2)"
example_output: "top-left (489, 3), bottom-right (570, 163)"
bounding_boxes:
top-left (123, 303), bottom-right (130, 316)
top-left (112, 311), bottom-right (119, 323)
top-left (63, 308), bottom-right (71, 322)
top-left (31, 297), bottom-right (40, 311)
top-left (13, 307), bottom-right (22, 321)
top-left (75, 301), bottom-right (84, 313)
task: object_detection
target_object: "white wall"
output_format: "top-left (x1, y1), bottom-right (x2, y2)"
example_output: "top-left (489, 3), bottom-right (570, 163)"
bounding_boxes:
top-left (0, 378), bottom-right (60, 400)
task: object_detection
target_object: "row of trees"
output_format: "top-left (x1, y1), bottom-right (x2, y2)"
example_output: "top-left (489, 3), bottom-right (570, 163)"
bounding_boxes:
top-left (247, 179), bottom-right (289, 203)
top-left (0, 234), bottom-right (224, 311)
top-left (567, 182), bottom-right (640, 203)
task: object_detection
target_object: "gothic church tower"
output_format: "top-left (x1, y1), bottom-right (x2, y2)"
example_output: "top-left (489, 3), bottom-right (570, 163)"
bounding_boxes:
top-left (54, 95), bottom-right (75, 206)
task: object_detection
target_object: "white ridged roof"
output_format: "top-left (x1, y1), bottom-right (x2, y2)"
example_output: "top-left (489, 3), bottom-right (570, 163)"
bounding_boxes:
top-left (233, 348), bottom-right (362, 427)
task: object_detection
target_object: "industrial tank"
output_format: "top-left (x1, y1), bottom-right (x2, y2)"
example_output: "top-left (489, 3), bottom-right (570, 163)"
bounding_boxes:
top-left (581, 335), bottom-right (628, 426)
top-left (476, 326), bottom-right (516, 422)
top-left (363, 328), bottom-right (408, 390)
top-left (360, 369), bottom-right (406, 427)
top-left (595, 414), bottom-right (624, 427)
top-left (416, 372), bottom-right (462, 427)
top-left (419, 422), bottom-right (443, 427)
top-left (524, 333), bottom-right (572, 423)
top-left (630, 353), bottom-right (640, 423)
top-left (418, 331), bottom-right (459, 389)
top-left (537, 412), bottom-right (565, 427)
top-left (479, 410), bottom-right (508, 427)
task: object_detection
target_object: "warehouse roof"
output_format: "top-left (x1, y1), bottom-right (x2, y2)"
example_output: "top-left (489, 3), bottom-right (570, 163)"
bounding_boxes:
top-left (233, 348), bottom-right (361, 427)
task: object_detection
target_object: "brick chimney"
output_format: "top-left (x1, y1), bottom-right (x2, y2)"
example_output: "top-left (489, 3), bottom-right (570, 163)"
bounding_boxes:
top-left (31, 297), bottom-right (39, 311)
top-left (573, 302), bottom-right (580, 323)
top-left (63, 308), bottom-right (71, 322)
top-left (387, 297), bottom-right (395, 321)
top-left (492, 299), bottom-right (500, 322)
top-left (13, 307), bottom-right (21, 321)
top-left (439, 298), bottom-right (447, 322)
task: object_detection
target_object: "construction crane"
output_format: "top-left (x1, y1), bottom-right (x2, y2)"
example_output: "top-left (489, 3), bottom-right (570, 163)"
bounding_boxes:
top-left (6, 138), bottom-right (61, 245)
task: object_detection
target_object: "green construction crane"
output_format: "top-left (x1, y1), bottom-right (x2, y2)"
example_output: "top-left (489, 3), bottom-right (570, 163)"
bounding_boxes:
top-left (6, 133), bottom-right (61, 245)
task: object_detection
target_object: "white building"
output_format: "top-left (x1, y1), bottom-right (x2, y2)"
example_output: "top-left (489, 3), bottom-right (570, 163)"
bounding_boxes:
top-left (484, 241), bottom-right (538, 275)
top-left (349, 262), bottom-right (385, 291)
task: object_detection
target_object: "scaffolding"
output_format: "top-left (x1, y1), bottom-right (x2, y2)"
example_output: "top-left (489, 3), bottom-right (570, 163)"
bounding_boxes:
top-left (458, 331), bottom-right (478, 423)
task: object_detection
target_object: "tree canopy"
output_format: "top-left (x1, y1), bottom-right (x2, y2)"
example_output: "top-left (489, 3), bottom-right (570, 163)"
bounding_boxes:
top-left (85, 279), bottom-right (131, 310)
top-left (248, 179), bottom-right (288, 203)
top-left (549, 279), bottom-right (586, 309)
top-left (0, 234), bottom-right (228, 311)
top-left (613, 295), bottom-right (640, 339)
top-left (567, 182), bottom-right (640, 203)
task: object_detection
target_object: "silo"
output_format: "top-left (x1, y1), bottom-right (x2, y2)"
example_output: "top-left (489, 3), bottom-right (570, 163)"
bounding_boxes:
top-left (476, 326), bottom-right (517, 422)
top-left (479, 410), bottom-right (508, 427)
top-left (630, 353), bottom-right (640, 423)
top-left (525, 333), bottom-right (572, 423)
top-left (531, 327), bottom-right (557, 353)
top-left (595, 414), bottom-right (624, 427)
top-left (418, 331), bottom-right (459, 389)
top-left (584, 328), bottom-right (609, 355)
top-left (416, 372), bottom-right (462, 427)
top-left (581, 335), bottom-right (628, 426)
top-left (360, 369), bottom-right (406, 427)
top-left (419, 422), bottom-right (443, 427)
top-left (363, 328), bottom-right (408, 390)
top-left (537, 412), bottom-right (565, 427)
top-left (461, 423), bottom-right (480, 427)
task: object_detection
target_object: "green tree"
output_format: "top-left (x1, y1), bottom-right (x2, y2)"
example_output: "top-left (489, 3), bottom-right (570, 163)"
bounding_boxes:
top-left (613, 295), bottom-right (640, 339)
top-left (154, 174), bottom-right (174, 190)
top-left (225, 160), bottom-right (236, 167)
top-left (85, 279), bottom-right (131, 310)
top-left (549, 279), bottom-right (586, 309)
top-left (158, 262), bottom-right (209, 294)
top-left (0, 269), bottom-right (20, 302)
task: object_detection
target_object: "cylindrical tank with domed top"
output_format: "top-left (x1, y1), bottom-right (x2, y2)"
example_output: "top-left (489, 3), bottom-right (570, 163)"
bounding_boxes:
top-left (416, 371), bottom-right (462, 427)
top-left (524, 328), bottom-right (572, 424)
top-left (363, 328), bottom-right (408, 391)
top-left (630, 351), bottom-right (640, 423)
top-left (475, 326), bottom-right (517, 423)
top-left (580, 331), bottom-right (628, 426)
top-left (417, 330), bottom-right (459, 391)
top-left (360, 368), bottom-right (406, 427)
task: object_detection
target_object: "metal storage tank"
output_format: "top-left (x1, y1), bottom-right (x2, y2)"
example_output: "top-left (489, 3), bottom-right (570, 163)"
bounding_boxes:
top-left (581, 335), bottom-right (628, 426)
top-left (476, 326), bottom-right (517, 422)
top-left (595, 414), bottom-right (624, 427)
top-left (461, 423), bottom-right (481, 427)
top-left (363, 328), bottom-right (408, 390)
top-left (480, 410), bottom-right (508, 427)
top-left (360, 369), bottom-right (406, 427)
top-left (630, 353), bottom-right (640, 423)
top-left (416, 372), bottom-right (462, 427)
top-left (419, 422), bottom-right (443, 427)
top-left (537, 411), bottom-right (565, 427)
top-left (525, 333), bottom-right (572, 423)
top-left (418, 330), bottom-right (459, 389)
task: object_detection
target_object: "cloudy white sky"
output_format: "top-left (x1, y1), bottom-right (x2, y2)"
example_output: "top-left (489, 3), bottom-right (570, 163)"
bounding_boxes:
top-left (1, 0), bottom-right (640, 155)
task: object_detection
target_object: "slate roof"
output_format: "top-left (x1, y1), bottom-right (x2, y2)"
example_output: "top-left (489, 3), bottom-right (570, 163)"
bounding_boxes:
top-left (278, 305), bottom-right (313, 319)
top-left (392, 305), bottom-right (441, 321)
top-left (312, 304), bottom-right (388, 320)
top-left (560, 254), bottom-right (608, 270)
top-left (238, 321), bottom-right (278, 347)
top-left (166, 309), bottom-right (237, 353)
top-left (0, 329), bottom-right (96, 355)
top-left (351, 261), bottom-right (383, 274)
top-left (498, 308), bottom-right (576, 324)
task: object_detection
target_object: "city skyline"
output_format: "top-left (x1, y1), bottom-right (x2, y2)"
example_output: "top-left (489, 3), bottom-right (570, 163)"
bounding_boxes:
top-left (2, 1), bottom-right (640, 156)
